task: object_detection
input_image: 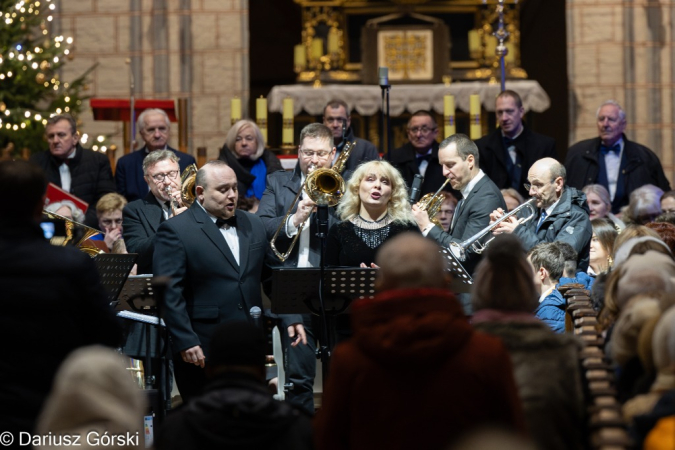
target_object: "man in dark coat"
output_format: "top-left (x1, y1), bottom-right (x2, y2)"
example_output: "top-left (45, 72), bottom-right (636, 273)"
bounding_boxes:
top-left (115, 108), bottom-right (196, 202)
top-left (323, 99), bottom-right (380, 171)
top-left (389, 110), bottom-right (450, 196)
top-left (154, 161), bottom-right (303, 402)
top-left (492, 157), bottom-right (593, 271)
top-left (565, 100), bottom-right (670, 213)
top-left (30, 114), bottom-right (116, 227)
top-left (0, 160), bottom-right (121, 438)
top-left (475, 90), bottom-right (557, 198)
top-left (156, 321), bottom-right (312, 450)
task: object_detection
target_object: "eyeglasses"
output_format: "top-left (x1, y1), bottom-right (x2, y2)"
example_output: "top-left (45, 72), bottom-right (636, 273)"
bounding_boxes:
top-left (100, 218), bottom-right (123, 227)
top-left (300, 149), bottom-right (331, 158)
top-left (523, 182), bottom-right (551, 193)
top-left (150, 170), bottom-right (179, 182)
top-left (408, 126), bottom-right (436, 135)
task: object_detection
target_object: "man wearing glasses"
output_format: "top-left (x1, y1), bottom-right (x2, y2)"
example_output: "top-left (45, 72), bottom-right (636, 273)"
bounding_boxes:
top-left (490, 157), bottom-right (592, 271)
top-left (390, 110), bottom-right (450, 196)
top-left (123, 150), bottom-right (186, 274)
top-left (115, 108), bottom-right (196, 202)
top-left (323, 100), bottom-right (379, 171)
top-left (257, 123), bottom-right (341, 415)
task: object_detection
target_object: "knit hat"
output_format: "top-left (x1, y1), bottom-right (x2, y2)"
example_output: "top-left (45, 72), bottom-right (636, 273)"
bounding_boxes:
top-left (209, 321), bottom-right (266, 367)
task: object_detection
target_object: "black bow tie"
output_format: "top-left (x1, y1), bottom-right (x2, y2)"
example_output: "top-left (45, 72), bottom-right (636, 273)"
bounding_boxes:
top-left (416, 153), bottom-right (431, 168)
top-left (503, 136), bottom-right (515, 148)
top-left (216, 215), bottom-right (237, 229)
top-left (600, 144), bottom-right (620, 155)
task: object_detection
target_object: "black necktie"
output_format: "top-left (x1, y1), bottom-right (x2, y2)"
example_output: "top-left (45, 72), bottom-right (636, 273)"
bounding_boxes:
top-left (216, 216), bottom-right (237, 229)
top-left (600, 144), bottom-right (620, 155)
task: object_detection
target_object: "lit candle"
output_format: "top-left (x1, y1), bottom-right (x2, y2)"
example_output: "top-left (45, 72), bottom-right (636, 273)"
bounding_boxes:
top-left (470, 94), bottom-right (482, 139)
top-left (294, 44), bottom-right (306, 70)
top-left (468, 30), bottom-right (480, 59)
top-left (327, 29), bottom-right (339, 54)
top-left (256, 96), bottom-right (267, 143)
top-left (230, 97), bottom-right (241, 126)
top-left (311, 38), bottom-right (323, 61)
top-left (282, 97), bottom-right (294, 146)
top-left (443, 95), bottom-right (455, 138)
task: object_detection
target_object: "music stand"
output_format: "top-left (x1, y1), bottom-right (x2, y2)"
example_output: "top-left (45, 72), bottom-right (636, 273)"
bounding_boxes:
top-left (94, 253), bottom-right (138, 304)
top-left (440, 248), bottom-right (473, 294)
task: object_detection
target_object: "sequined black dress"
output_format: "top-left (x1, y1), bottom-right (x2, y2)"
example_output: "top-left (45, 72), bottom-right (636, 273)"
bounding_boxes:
top-left (325, 217), bottom-right (420, 267)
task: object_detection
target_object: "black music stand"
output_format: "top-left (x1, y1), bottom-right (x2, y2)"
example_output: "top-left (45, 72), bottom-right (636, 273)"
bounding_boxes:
top-left (93, 253), bottom-right (138, 304)
top-left (440, 247), bottom-right (473, 294)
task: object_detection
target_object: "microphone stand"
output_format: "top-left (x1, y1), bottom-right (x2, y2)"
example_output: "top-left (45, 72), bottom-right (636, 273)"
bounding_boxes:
top-left (379, 67), bottom-right (391, 160)
top-left (314, 205), bottom-right (332, 381)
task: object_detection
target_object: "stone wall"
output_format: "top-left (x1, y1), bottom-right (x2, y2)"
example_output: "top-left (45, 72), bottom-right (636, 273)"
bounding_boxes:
top-left (53, 0), bottom-right (249, 164)
top-left (567, 0), bottom-right (674, 183)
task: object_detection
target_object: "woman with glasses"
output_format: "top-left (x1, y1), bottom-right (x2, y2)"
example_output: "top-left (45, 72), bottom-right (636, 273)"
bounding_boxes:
top-left (326, 160), bottom-right (419, 268)
top-left (87, 194), bottom-right (137, 274)
top-left (218, 119), bottom-right (283, 213)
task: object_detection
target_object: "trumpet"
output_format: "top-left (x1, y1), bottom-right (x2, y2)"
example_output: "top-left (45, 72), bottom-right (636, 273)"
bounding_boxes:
top-left (448, 198), bottom-right (538, 261)
top-left (270, 141), bottom-right (354, 262)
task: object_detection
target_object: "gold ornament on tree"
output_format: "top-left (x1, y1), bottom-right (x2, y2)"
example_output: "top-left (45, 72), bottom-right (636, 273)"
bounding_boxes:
top-left (0, 102), bottom-right (6, 112)
top-left (35, 73), bottom-right (45, 83)
top-left (40, 60), bottom-right (50, 70)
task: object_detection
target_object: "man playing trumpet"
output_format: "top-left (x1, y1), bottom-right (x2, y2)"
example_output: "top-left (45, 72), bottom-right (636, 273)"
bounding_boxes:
top-left (489, 157), bottom-right (592, 271)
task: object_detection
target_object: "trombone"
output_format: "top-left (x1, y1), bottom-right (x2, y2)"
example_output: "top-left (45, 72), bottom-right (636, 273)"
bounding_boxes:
top-left (270, 141), bottom-right (354, 262)
top-left (448, 198), bottom-right (537, 261)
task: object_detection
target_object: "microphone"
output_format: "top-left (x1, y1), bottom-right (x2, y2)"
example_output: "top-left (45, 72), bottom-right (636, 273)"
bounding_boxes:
top-left (378, 67), bottom-right (389, 87)
top-left (409, 174), bottom-right (424, 204)
top-left (250, 306), bottom-right (262, 329)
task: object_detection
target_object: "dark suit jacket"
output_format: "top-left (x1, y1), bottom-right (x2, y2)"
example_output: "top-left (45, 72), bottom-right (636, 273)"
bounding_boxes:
top-left (338, 127), bottom-right (380, 172)
top-left (0, 222), bottom-right (122, 436)
top-left (565, 135), bottom-right (671, 213)
top-left (388, 141), bottom-right (455, 197)
top-left (123, 192), bottom-right (164, 274)
top-left (30, 145), bottom-right (116, 227)
top-left (115, 146), bottom-right (197, 202)
top-left (475, 127), bottom-right (557, 197)
top-left (427, 174), bottom-right (506, 274)
top-left (153, 203), bottom-right (267, 357)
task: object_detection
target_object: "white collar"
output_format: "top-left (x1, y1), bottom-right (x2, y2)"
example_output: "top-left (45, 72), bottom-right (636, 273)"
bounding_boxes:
top-left (460, 170), bottom-right (485, 200)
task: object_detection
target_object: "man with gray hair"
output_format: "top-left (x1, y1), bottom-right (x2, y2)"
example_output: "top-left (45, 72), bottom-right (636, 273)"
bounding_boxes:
top-left (565, 100), bottom-right (670, 213)
top-left (492, 157), bottom-right (593, 271)
top-left (115, 108), bottom-right (196, 202)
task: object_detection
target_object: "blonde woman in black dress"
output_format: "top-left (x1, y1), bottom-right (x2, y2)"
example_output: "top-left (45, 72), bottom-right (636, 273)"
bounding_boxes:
top-left (326, 160), bottom-right (419, 267)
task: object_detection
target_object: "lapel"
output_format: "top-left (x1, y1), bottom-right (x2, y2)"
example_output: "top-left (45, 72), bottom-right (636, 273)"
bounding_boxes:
top-left (236, 213), bottom-right (250, 274)
top-left (192, 203), bottom-right (241, 274)
top-left (450, 176), bottom-right (487, 233)
top-left (282, 166), bottom-right (303, 212)
top-left (142, 192), bottom-right (164, 232)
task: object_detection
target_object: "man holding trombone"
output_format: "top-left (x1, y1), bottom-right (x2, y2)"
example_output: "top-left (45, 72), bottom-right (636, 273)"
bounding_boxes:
top-left (489, 157), bottom-right (592, 271)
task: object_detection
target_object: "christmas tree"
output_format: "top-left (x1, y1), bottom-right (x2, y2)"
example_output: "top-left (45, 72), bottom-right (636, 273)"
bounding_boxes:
top-left (0, 0), bottom-right (97, 158)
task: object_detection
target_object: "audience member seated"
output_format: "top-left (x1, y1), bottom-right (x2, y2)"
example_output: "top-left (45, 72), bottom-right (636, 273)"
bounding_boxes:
top-left (500, 187), bottom-right (524, 212)
top-left (218, 119), bottom-right (283, 213)
top-left (449, 427), bottom-right (538, 450)
top-left (588, 218), bottom-right (619, 276)
top-left (528, 242), bottom-right (566, 333)
top-left (655, 211), bottom-right (675, 226)
top-left (646, 221), bottom-right (675, 254)
top-left (471, 234), bottom-right (586, 450)
top-left (623, 306), bottom-right (675, 425)
top-left (156, 322), bottom-right (312, 450)
top-left (314, 233), bottom-right (525, 450)
top-left (583, 184), bottom-right (626, 230)
top-left (632, 390), bottom-right (675, 448)
top-left (35, 346), bottom-right (145, 449)
top-left (625, 184), bottom-right (664, 225)
top-left (660, 190), bottom-right (675, 214)
top-left (437, 191), bottom-right (458, 232)
top-left (44, 199), bottom-right (86, 223)
top-left (555, 241), bottom-right (594, 289)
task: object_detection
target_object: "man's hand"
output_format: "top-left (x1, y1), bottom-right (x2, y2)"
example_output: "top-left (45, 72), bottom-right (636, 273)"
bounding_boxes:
top-left (360, 262), bottom-right (379, 268)
top-left (104, 228), bottom-right (123, 251)
top-left (292, 198), bottom-right (317, 228)
top-left (181, 345), bottom-right (205, 368)
top-left (287, 323), bottom-right (307, 347)
top-left (492, 215), bottom-right (520, 235)
top-left (489, 208), bottom-right (506, 224)
top-left (411, 204), bottom-right (432, 231)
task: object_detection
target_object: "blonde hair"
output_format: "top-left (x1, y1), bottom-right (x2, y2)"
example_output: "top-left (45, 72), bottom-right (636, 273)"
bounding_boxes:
top-left (337, 160), bottom-right (416, 225)
top-left (96, 193), bottom-right (127, 217)
top-left (225, 120), bottom-right (265, 160)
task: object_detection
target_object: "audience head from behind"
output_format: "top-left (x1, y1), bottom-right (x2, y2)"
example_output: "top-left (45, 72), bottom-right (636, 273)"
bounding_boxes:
top-left (613, 224), bottom-right (660, 259)
top-left (660, 190), bottom-right (675, 214)
top-left (374, 232), bottom-right (450, 292)
top-left (1, 159), bottom-right (47, 226)
top-left (645, 221), bottom-right (675, 254)
top-left (527, 242), bottom-right (564, 293)
top-left (207, 321), bottom-right (267, 381)
top-left (626, 184), bottom-right (664, 225)
top-left (501, 188), bottom-right (524, 213)
top-left (554, 241), bottom-right (578, 279)
top-left (472, 234), bottom-right (538, 314)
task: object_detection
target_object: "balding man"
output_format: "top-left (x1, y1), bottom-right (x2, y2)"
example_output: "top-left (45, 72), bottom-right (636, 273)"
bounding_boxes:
top-left (491, 157), bottom-right (592, 270)
top-left (565, 100), bottom-right (670, 213)
top-left (115, 108), bottom-right (197, 202)
top-left (315, 233), bottom-right (525, 450)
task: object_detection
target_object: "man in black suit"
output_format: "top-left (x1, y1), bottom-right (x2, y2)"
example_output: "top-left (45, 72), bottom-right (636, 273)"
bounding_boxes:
top-left (257, 123), bottom-right (339, 414)
top-left (475, 90), bottom-right (557, 198)
top-left (154, 161), bottom-right (305, 401)
top-left (123, 150), bottom-right (187, 274)
top-left (0, 160), bottom-right (121, 438)
top-left (413, 134), bottom-right (506, 312)
top-left (30, 114), bottom-right (116, 227)
top-left (323, 100), bottom-right (379, 171)
top-left (115, 108), bottom-right (196, 202)
top-left (389, 110), bottom-right (449, 196)
top-left (565, 100), bottom-right (670, 213)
